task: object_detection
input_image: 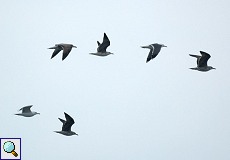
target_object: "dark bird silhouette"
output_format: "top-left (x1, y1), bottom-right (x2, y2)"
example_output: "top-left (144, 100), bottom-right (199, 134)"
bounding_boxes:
top-left (90, 33), bottom-right (113, 56)
top-left (54, 112), bottom-right (78, 136)
top-left (141, 43), bottom-right (167, 63)
top-left (189, 51), bottom-right (215, 72)
top-left (15, 105), bottom-right (40, 117)
top-left (48, 43), bottom-right (77, 60)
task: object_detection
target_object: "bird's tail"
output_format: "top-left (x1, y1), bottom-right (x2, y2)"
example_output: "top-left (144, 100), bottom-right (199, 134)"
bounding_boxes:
top-left (48, 46), bottom-right (56, 49)
top-left (89, 53), bottom-right (97, 55)
top-left (189, 54), bottom-right (200, 58)
top-left (141, 46), bottom-right (150, 49)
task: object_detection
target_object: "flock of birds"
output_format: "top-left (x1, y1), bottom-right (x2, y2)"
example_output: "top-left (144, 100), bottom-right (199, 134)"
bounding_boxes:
top-left (47, 33), bottom-right (215, 71)
top-left (15, 105), bottom-right (77, 136)
top-left (14, 32), bottom-right (216, 136)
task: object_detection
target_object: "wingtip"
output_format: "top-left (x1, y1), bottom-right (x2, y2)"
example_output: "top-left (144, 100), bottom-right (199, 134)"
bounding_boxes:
top-left (200, 50), bottom-right (210, 55)
top-left (146, 58), bottom-right (151, 63)
top-left (104, 33), bottom-right (108, 38)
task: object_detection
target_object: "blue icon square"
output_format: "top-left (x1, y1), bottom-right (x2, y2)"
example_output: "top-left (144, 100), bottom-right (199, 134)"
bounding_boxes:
top-left (0, 138), bottom-right (21, 160)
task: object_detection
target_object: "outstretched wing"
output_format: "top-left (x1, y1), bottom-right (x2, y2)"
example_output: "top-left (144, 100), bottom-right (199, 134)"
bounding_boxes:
top-left (62, 112), bottom-right (75, 131)
top-left (97, 33), bottom-right (110, 52)
top-left (198, 51), bottom-right (211, 67)
top-left (146, 44), bottom-right (162, 63)
top-left (189, 54), bottom-right (201, 65)
top-left (146, 44), bottom-right (159, 62)
top-left (50, 46), bottom-right (62, 59)
top-left (146, 46), bottom-right (154, 63)
top-left (19, 105), bottom-right (33, 113)
top-left (58, 118), bottom-right (66, 124)
top-left (61, 45), bottom-right (73, 60)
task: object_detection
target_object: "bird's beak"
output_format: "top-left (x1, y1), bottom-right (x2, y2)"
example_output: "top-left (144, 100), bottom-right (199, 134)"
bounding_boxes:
top-left (162, 45), bottom-right (167, 47)
top-left (73, 46), bottom-right (77, 48)
top-left (141, 46), bottom-right (150, 49)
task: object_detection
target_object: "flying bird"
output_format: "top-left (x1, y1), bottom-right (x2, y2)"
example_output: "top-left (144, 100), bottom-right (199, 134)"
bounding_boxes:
top-left (141, 43), bottom-right (167, 63)
top-left (54, 112), bottom-right (78, 136)
top-left (189, 51), bottom-right (215, 72)
top-left (15, 105), bottom-right (40, 117)
top-left (48, 43), bottom-right (77, 60)
top-left (89, 33), bottom-right (113, 56)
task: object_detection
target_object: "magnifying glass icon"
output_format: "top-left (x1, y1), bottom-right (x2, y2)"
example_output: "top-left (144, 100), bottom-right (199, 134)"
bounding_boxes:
top-left (3, 141), bottom-right (18, 157)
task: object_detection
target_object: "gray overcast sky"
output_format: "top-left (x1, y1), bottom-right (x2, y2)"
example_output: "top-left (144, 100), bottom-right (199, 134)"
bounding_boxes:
top-left (1, 0), bottom-right (230, 159)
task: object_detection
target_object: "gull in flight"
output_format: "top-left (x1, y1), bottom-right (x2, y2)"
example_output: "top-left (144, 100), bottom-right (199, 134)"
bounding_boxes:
top-left (54, 112), bottom-right (78, 136)
top-left (48, 43), bottom-right (77, 60)
top-left (141, 43), bottom-right (167, 63)
top-left (189, 51), bottom-right (215, 72)
top-left (89, 33), bottom-right (113, 56)
top-left (15, 105), bottom-right (40, 117)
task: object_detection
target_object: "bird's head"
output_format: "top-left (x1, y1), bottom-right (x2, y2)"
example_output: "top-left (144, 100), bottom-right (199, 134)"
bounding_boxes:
top-left (104, 51), bottom-right (114, 55)
top-left (35, 112), bottom-right (40, 115)
top-left (161, 44), bottom-right (167, 47)
top-left (71, 131), bottom-right (78, 136)
top-left (210, 66), bottom-right (216, 70)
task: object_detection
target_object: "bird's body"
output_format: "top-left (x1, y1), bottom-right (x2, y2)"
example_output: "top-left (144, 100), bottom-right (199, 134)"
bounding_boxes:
top-left (189, 51), bottom-right (215, 72)
top-left (89, 33), bottom-right (113, 56)
top-left (190, 66), bottom-right (215, 72)
top-left (89, 52), bottom-right (112, 56)
top-left (54, 112), bottom-right (78, 136)
top-left (141, 43), bottom-right (167, 63)
top-left (48, 43), bottom-right (77, 60)
top-left (15, 112), bottom-right (37, 117)
top-left (15, 105), bottom-right (40, 117)
top-left (54, 131), bottom-right (77, 136)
